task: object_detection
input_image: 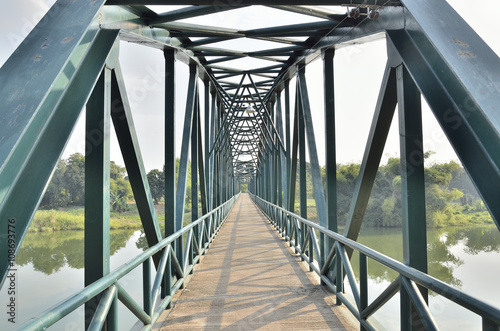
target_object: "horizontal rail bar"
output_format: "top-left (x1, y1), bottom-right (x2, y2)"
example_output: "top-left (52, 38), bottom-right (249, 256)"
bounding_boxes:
top-left (251, 194), bottom-right (500, 326)
top-left (88, 285), bottom-right (117, 331)
top-left (19, 193), bottom-right (240, 330)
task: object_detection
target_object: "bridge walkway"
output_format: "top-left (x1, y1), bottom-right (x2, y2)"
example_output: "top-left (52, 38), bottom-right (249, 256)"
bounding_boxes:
top-left (154, 193), bottom-right (356, 330)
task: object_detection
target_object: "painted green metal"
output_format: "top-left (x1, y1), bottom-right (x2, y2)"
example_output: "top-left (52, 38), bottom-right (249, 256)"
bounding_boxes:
top-left (397, 63), bottom-right (428, 330)
top-left (192, 88), bottom-right (200, 226)
top-left (0, 0), bottom-right (104, 167)
top-left (0, 28), bottom-right (119, 286)
top-left (253, 194), bottom-right (500, 330)
top-left (176, 64), bottom-right (198, 231)
top-left (17, 195), bottom-right (239, 331)
top-left (387, 0), bottom-right (500, 229)
top-left (163, 48), bottom-right (176, 302)
top-left (84, 66), bottom-right (112, 329)
top-left (106, 0), bottom-right (401, 4)
top-left (323, 48), bottom-right (337, 271)
top-left (3, 0), bottom-right (500, 329)
top-left (343, 63), bottom-right (397, 246)
top-left (88, 285), bottom-right (117, 331)
top-left (297, 68), bottom-right (327, 229)
top-left (111, 65), bottom-right (162, 260)
top-left (143, 258), bottom-right (152, 316)
top-left (359, 252), bottom-right (368, 331)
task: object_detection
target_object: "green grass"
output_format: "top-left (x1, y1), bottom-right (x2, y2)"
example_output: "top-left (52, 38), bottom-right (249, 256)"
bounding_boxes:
top-left (31, 202), bottom-right (197, 232)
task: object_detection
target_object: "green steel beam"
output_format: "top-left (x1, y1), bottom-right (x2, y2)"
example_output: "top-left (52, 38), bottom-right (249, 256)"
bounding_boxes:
top-left (205, 81), bottom-right (211, 211)
top-left (0, 0), bottom-right (104, 168)
top-left (297, 67), bottom-right (327, 229)
top-left (245, 21), bottom-right (348, 38)
top-left (397, 64), bottom-right (428, 329)
top-left (266, 5), bottom-right (346, 21)
top-left (84, 67), bottom-right (112, 329)
top-left (343, 63), bottom-right (397, 244)
top-left (186, 37), bottom-right (238, 48)
top-left (0, 28), bottom-right (119, 287)
top-left (192, 90), bottom-right (200, 224)
top-left (163, 48), bottom-right (176, 301)
top-left (323, 49), bottom-right (337, 269)
top-left (298, 78), bottom-right (307, 253)
top-left (284, 80), bottom-right (291, 210)
top-left (106, 0), bottom-right (401, 5)
top-left (198, 115), bottom-right (208, 216)
top-left (387, 2), bottom-right (500, 228)
top-left (209, 74), bottom-right (247, 156)
top-left (164, 49), bottom-right (176, 239)
top-left (288, 96), bottom-right (299, 215)
top-left (111, 65), bottom-right (162, 258)
top-left (176, 65), bottom-right (198, 231)
top-left (149, 5), bottom-right (247, 25)
top-left (152, 22), bottom-right (244, 38)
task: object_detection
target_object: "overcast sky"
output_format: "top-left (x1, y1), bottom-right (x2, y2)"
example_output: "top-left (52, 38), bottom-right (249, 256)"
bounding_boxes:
top-left (1, 0), bottom-right (499, 172)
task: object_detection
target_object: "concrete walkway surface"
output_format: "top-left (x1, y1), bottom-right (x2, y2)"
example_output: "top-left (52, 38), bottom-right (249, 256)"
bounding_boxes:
top-left (155, 193), bottom-right (356, 330)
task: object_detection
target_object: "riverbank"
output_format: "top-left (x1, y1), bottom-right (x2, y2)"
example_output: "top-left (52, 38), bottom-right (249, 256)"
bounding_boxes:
top-left (30, 203), bottom-right (165, 232)
top-left (31, 198), bottom-right (494, 232)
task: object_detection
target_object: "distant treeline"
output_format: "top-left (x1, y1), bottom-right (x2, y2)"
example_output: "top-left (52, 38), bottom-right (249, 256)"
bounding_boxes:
top-left (41, 154), bottom-right (191, 212)
top-left (326, 155), bottom-right (491, 227)
top-left (43, 153), bottom-right (493, 228)
top-left (41, 153), bottom-right (132, 212)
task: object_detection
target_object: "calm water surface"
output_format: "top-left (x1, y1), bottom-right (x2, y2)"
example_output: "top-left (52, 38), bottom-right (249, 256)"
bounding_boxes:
top-left (1, 225), bottom-right (499, 330)
top-left (0, 230), bottom-right (148, 330)
top-left (352, 225), bottom-right (500, 330)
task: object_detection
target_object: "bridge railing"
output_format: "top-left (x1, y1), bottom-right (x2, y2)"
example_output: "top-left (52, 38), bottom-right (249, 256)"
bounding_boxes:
top-left (18, 193), bottom-right (240, 331)
top-left (251, 194), bottom-right (500, 330)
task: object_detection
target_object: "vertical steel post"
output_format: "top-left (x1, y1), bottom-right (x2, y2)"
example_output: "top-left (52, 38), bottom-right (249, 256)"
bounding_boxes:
top-left (163, 49), bottom-right (175, 302)
top-left (204, 81), bottom-right (210, 208)
top-left (323, 49), bottom-right (337, 273)
top-left (360, 252), bottom-right (368, 331)
top-left (176, 64), bottom-right (198, 286)
top-left (143, 258), bottom-right (152, 316)
top-left (209, 88), bottom-right (216, 212)
top-left (297, 72), bottom-right (307, 258)
top-left (397, 64), bottom-right (428, 330)
top-left (191, 88), bottom-right (199, 268)
top-left (85, 67), bottom-right (111, 329)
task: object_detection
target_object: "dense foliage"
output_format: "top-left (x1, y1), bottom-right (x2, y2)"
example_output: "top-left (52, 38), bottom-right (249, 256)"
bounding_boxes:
top-left (333, 157), bottom-right (491, 227)
top-left (41, 153), bottom-right (133, 212)
top-left (42, 153), bottom-right (492, 227)
top-left (291, 155), bottom-right (492, 227)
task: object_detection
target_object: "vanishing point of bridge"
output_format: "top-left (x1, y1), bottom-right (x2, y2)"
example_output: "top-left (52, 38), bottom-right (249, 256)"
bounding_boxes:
top-left (1, 0), bottom-right (500, 330)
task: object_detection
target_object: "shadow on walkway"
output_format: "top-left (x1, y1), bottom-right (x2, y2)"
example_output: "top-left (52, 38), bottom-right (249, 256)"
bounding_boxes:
top-left (156, 193), bottom-right (356, 330)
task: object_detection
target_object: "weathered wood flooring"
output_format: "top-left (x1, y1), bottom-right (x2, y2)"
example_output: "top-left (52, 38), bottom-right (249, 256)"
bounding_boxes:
top-left (155, 193), bottom-right (355, 330)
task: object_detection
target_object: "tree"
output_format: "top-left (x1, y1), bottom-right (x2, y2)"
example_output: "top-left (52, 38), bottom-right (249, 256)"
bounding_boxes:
top-left (40, 159), bottom-right (70, 209)
top-left (147, 169), bottom-right (164, 205)
top-left (110, 177), bottom-right (133, 212)
top-left (110, 161), bottom-right (126, 180)
top-left (64, 153), bottom-right (85, 206)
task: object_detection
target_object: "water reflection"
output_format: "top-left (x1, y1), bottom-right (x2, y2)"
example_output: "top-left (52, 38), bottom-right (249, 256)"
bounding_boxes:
top-left (355, 225), bottom-right (500, 289)
top-left (15, 230), bottom-right (136, 275)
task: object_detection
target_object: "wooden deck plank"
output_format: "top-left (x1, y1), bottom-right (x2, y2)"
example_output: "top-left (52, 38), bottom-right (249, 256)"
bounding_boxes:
top-left (155, 193), bottom-right (356, 330)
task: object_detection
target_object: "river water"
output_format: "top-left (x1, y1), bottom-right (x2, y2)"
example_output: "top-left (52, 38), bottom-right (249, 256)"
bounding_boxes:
top-left (1, 225), bottom-right (499, 330)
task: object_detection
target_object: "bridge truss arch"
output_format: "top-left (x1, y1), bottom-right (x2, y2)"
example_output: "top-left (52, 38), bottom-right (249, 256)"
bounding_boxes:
top-left (1, 0), bottom-right (500, 329)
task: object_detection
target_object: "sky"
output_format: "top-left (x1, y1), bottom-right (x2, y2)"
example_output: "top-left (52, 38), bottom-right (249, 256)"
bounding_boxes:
top-left (1, 0), bottom-right (499, 172)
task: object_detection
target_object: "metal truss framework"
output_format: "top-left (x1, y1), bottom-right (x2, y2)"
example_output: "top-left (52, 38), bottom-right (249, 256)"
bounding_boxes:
top-left (0, 0), bottom-right (500, 329)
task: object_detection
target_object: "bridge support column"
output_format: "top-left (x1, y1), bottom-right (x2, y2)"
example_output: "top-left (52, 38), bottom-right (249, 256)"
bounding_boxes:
top-left (297, 72), bottom-right (307, 260)
top-left (323, 48), bottom-right (337, 285)
top-left (84, 67), bottom-right (114, 329)
top-left (163, 49), bottom-right (176, 302)
top-left (397, 64), bottom-right (428, 330)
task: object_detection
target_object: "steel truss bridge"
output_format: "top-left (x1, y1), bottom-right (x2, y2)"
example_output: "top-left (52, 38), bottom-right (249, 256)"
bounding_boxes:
top-left (1, 0), bottom-right (500, 330)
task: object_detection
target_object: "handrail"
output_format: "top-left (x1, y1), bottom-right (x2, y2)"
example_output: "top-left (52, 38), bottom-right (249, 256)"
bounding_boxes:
top-left (250, 193), bottom-right (500, 329)
top-left (18, 193), bottom-right (240, 331)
